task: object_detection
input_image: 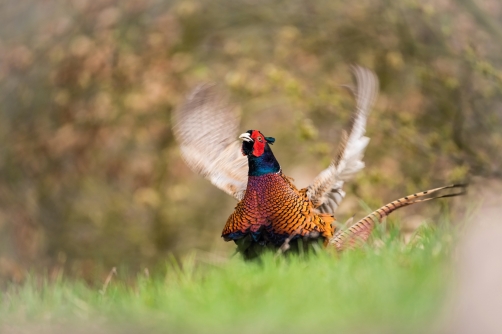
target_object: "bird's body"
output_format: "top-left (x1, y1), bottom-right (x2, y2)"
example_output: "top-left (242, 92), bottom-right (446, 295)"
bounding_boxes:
top-left (217, 129), bottom-right (336, 257)
top-left (173, 66), bottom-right (466, 258)
top-left (222, 169), bottom-right (335, 247)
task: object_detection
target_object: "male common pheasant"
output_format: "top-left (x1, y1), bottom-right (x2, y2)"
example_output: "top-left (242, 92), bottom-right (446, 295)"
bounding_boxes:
top-left (173, 66), bottom-right (465, 259)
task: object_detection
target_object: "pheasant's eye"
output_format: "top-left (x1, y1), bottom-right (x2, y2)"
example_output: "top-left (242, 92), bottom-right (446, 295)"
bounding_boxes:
top-left (257, 136), bottom-right (263, 142)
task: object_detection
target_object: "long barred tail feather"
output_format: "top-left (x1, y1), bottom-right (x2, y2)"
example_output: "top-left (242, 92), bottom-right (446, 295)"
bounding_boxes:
top-left (329, 184), bottom-right (467, 251)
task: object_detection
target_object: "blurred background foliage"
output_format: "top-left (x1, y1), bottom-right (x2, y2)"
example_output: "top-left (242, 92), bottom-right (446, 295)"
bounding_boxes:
top-left (0, 0), bottom-right (501, 281)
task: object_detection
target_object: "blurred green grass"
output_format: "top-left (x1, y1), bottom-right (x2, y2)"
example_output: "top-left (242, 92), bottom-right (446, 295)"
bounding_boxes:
top-left (1, 221), bottom-right (456, 334)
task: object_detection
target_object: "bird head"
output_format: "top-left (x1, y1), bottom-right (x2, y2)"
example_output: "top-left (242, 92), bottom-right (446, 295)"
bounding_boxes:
top-left (239, 130), bottom-right (275, 157)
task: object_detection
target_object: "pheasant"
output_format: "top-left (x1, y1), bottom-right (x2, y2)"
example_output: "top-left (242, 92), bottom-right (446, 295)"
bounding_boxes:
top-left (173, 66), bottom-right (466, 259)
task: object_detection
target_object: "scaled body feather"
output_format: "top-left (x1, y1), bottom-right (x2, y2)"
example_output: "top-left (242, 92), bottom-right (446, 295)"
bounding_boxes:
top-left (222, 172), bottom-right (334, 246)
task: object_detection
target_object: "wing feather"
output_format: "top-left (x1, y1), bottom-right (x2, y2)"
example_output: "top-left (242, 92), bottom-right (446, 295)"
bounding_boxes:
top-left (173, 83), bottom-right (248, 200)
top-left (306, 66), bottom-right (379, 213)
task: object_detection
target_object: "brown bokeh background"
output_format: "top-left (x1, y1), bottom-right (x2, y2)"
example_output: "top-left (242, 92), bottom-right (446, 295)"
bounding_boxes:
top-left (0, 0), bottom-right (501, 280)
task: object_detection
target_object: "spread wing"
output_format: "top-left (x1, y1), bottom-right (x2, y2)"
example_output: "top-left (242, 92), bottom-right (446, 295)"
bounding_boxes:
top-left (173, 83), bottom-right (248, 200)
top-left (306, 66), bottom-right (379, 214)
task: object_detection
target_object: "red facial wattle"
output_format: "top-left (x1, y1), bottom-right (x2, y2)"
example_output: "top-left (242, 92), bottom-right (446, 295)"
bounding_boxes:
top-left (250, 130), bottom-right (266, 157)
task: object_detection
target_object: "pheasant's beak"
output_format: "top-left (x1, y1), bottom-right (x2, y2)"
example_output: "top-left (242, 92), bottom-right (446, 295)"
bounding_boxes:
top-left (239, 133), bottom-right (253, 142)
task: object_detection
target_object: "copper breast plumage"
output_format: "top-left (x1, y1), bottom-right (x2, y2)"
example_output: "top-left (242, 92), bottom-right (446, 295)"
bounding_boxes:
top-left (222, 172), bottom-right (335, 246)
